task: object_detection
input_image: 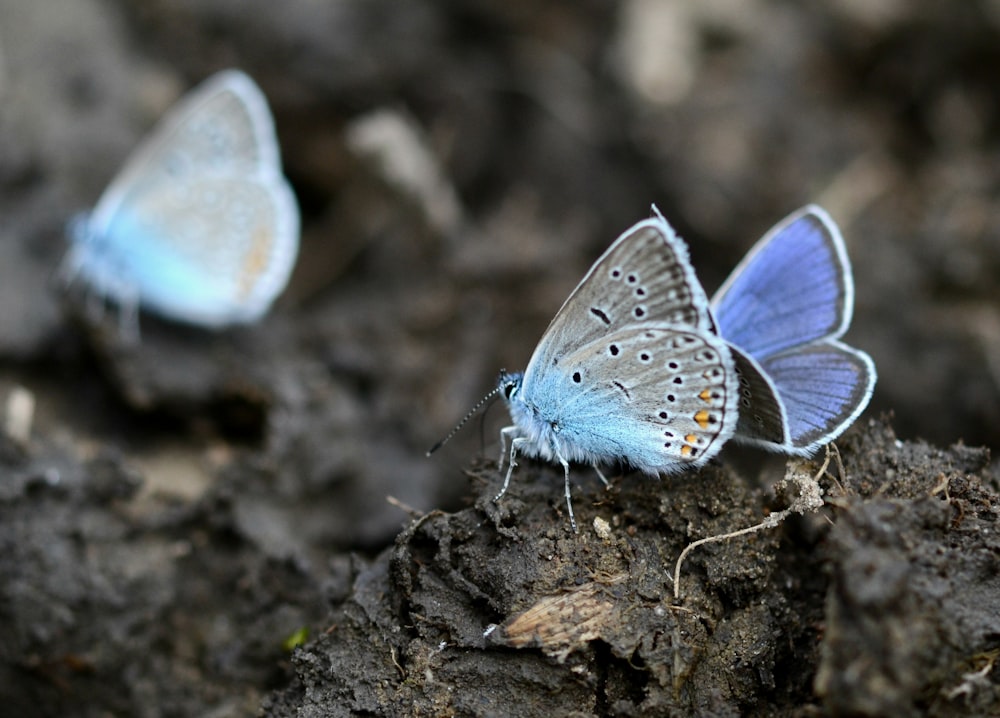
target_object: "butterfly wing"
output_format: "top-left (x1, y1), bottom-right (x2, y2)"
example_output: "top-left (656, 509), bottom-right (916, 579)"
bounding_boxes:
top-left (91, 70), bottom-right (281, 226)
top-left (75, 70), bottom-right (299, 326)
top-left (755, 341), bottom-right (876, 452)
top-left (711, 206), bottom-right (875, 451)
top-left (518, 324), bottom-right (739, 473)
top-left (97, 174), bottom-right (298, 326)
top-left (711, 206), bottom-right (852, 357)
top-left (524, 212), bottom-right (713, 384)
top-left (727, 345), bottom-right (790, 447)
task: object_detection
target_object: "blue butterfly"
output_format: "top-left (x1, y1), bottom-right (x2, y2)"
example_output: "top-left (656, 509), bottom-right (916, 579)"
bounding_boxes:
top-left (492, 206), bottom-right (875, 529)
top-left (63, 69), bottom-right (299, 336)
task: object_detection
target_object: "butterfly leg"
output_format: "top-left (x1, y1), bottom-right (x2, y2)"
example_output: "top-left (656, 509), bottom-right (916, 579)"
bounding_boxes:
top-left (557, 452), bottom-right (578, 533)
top-left (498, 425), bottom-right (518, 472)
top-left (116, 288), bottom-right (142, 344)
top-left (495, 435), bottom-right (526, 502)
top-left (593, 465), bottom-right (610, 488)
top-left (86, 288), bottom-right (107, 323)
top-left (57, 246), bottom-right (84, 288)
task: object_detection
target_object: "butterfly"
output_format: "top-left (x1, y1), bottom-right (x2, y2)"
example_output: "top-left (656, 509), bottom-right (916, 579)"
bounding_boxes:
top-left (62, 69), bottom-right (299, 336)
top-left (491, 205), bottom-right (875, 530)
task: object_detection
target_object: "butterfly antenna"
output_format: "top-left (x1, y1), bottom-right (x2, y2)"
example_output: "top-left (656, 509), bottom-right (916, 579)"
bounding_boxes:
top-left (427, 385), bottom-right (504, 456)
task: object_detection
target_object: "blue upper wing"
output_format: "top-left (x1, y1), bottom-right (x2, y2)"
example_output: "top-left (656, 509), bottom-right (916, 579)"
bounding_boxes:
top-left (710, 206), bottom-right (853, 360)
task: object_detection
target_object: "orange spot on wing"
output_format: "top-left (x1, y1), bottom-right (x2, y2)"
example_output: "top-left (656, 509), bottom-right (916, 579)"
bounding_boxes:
top-left (694, 410), bottom-right (710, 429)
top-left (239, 224), bottom-right (274, 299)
top-left (684, 434), bottom-right (697, 444)
top-left (699, 389), bottom-right (712, 402)
top-left (680, 445), bottom-right (692, 457)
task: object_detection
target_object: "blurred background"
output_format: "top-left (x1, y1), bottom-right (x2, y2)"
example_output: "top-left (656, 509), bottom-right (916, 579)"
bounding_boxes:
top-left (1, 0), bottom-right (1000, 713)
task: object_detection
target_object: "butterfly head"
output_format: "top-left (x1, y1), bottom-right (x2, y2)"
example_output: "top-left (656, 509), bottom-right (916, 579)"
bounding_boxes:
top-left (61, 212), bottom-right (106, 287)
top-left (499, 368), bottom-right (555, 445)
top-left (427, 375), bottom-right (515, 457)
top-left (498, 371), bottom-right (523, 403)
top-left (66, 212), bottom-right (95, 247)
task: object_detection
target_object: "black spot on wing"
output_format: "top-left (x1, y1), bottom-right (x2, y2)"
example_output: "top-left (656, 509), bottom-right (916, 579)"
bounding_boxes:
top-left (590, 307), bottom-right (611, 325)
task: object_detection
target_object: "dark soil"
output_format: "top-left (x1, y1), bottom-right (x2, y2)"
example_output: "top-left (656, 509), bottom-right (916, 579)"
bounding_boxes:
top-left (2, 2), bottom-right (1000, 716)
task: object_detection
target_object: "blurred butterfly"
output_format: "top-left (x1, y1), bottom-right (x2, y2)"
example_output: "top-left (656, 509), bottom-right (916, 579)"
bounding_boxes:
top-left (434, 205), bottom-right (876, 531)
top-left (63, 69), bottom-right (299, 336)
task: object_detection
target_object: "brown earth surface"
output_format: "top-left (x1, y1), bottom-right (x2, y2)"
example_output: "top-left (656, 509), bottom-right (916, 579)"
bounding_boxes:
top-left (1, 2), bottom-right (999, 716)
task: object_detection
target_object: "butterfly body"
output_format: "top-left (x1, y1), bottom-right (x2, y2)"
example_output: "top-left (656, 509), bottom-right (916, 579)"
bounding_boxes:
top-left (64, 70), bottom-right (299, 332)
top-left (488, 205), bottom-right (875, 530)
top-left (503, 322), bottom-right (738, 474)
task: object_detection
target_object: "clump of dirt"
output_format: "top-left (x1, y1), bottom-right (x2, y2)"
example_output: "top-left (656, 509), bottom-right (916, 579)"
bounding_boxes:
top-left (262, 418), bottom-right (1000, 717)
